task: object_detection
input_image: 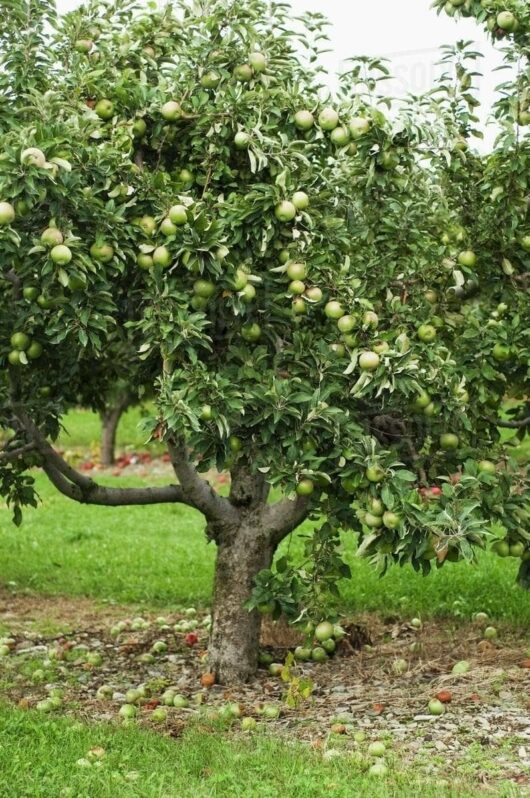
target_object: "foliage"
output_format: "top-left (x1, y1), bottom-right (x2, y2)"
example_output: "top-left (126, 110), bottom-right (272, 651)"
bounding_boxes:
top-left (0, 0), bottom-right (528, 637)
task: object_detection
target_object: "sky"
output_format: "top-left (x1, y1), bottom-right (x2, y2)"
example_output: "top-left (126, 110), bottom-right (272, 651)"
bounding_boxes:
top-left (56, 0), bottom-right (509, 148)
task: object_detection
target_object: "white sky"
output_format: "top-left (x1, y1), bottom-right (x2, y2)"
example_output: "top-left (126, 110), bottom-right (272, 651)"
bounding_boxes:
top-left (56, 0), bottom-right (509, 148)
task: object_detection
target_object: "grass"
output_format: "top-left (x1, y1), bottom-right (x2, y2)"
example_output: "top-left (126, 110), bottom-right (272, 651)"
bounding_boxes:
top-left (1, 467), bottom-right (530, 624)
top-left (56, 405), bottom-right (161, 453)
top-left (0, 705), bottom-right (519, 798)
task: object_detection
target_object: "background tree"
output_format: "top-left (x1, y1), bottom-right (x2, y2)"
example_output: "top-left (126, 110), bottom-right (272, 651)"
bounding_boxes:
top-left (0, 0), bottom-right (528, 682)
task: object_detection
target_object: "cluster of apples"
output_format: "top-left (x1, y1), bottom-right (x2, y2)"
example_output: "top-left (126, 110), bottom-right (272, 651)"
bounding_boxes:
top-left (262, 620), bottom-right (346, 674)
top-left (160, 52), bottom-right (268, 125)
top-left (135, 205), bottom-right (188, 271)
top-left (293, 105), bottom-right (371, 156)
top-left (6, 331), bottom-right (43, 367)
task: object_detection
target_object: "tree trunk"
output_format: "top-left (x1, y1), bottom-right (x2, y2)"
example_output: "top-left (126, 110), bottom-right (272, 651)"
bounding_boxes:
top-left (100, 403), bottom-right (126, 466)
top-left (208, 520), bottom-right (275, 683)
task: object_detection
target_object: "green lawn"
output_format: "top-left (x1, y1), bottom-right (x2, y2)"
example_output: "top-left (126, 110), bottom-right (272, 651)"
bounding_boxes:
top-left (0, 468), bottom-right (528, 624)
top-left (57, 405), bottom-right (162, 452)
top-left (0, 705), bottom-right (518, 798)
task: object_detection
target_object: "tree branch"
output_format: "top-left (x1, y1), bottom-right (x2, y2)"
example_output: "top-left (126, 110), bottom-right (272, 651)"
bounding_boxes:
top-left (491, 416), bottom-right (530, 429)
top-left (41, 460), bottom-right (187, 505)
top-left (14, 409), bottom-right (190, 507)
top-left (0, 442), bottom-right (36, 463)
top-left (264, 494), bottom-right (312, 545)
top-left (167, 438), bottom-right (237, 522)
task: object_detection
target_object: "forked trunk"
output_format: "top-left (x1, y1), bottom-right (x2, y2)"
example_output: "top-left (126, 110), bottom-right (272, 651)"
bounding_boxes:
top-left (208, 522), bottom-right (275, 683)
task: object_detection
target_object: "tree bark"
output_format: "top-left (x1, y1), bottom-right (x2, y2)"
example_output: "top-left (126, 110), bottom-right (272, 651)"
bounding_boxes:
top-left (208, 518), bottom-right (275, 683)
top-left (99, 401), bottom-right (127, 466)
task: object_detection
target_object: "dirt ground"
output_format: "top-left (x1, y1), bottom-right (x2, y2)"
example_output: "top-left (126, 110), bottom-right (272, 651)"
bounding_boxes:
top-left (1, 587), bottom-right (530, 791)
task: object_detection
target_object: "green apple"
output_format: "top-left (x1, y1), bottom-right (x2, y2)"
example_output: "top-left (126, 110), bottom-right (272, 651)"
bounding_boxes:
top-left (200, 71), bottom-right (220, 89)
top-left (366, 465), bottom-right (385, 483)
top-left (161, 101), bottom-right (182, 121)
top-left (294, 110), bottom-right (314, 130)
top-left (137, 253), bottom-right (153, 270)
top-left (137, 215), bottom-right (156, 236)
top-left (311, 646), bottom-right (328, 662)
top-left (457, 250), bottom-right (477, 268)
top-left (368, 741), bottom-right (386, 757)
top-left (41, 227), bottom-right (64, 246)
top-left (241, 323), bottom-right (261, 342)
top-left (417, 324), bottom-right (436, 343)
top-left (249, 52), bottom-right (267, 73)
top-left (440, 433), bottom-right (459, 451)
top-left (10, 332), bottom-right (31, 350)
top-left (497, 11), bottom-right (517, 31)
top-left (89, 242), bottom-right (114, 263)
top-left (330, 126), bottom-right (350, 146)
top-left (292, 191), bottom-right (309, 210)
top-left (314, 621), bottom-right (334, 642)
top-left (168, 204), bottom-right (188, 225)
top-left (0, 202), bottom-right (15, 225)
top-left (324, 301), bottom-right (344, 320)
top-left (296, 478), bottom-right (314, 497)
top-left (364, 512), bottom-right (383, 528)
top-left (349, 117), bottom-right (371, 139)
top-left (27, 341), bottom-right (43, 360)
top-left (193, 279), bottom-right (216, 298)
top-left (275, 201), bottom-right (297, 222)
top-left (95, 99), bottom-right (114, 120)
top-left (337, 315), bottom-right (356, 333)
top-left (241, 283), bottom-right (256, 302)
top-left (152, 246), bottom-right (171, 268)
top-left (286, 261), bottom-right (306, 280)
top-left (160, 218), bottom-right (177, 236)
top-left (318, 107), bottom-right (339, 131)
top-left (492, 343), bottom-right (510, 362)
top-left (305, 286), bottom-right (322, 303)
top-left (362, 310), bottom-right (378, 329)
top-left (478, 460), bottom-right (495, 475)
top-left (234, 131), bottom-right (251, 149)
top-left (359, 351), bottom-right (380, 371)
top-left (50, 244), bottom-right (72, 264)
top-left (383, 511), bottom-right (400, 529)
top-left (294, 646), bottom-right (312, 661)
top-left (119, 704), bottom-right (137, 719)
top-left (288, 280), bottom-right (305, 295)
top-left (428, 699), bottom-right (445, 716)
top-left (132, 118), bottom-right (147, 137)
top-left (233, 64), bottom-right (253, 82)
top-left (23, 286), bottom-right (39, 301)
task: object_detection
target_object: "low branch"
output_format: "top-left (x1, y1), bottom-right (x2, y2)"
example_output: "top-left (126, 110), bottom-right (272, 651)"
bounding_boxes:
top-left (493, 416), bottom-right (530, 429)
top-left (0, 442), bottom-right (36, 463)
top-left (264, 494), bottom-right (312, 545)
top-left (41, 461), bottom-right (186, 505)
top-left (14, 410), bottom-right (190, 507)
top-left (167, 438), bottom-right (236, 522)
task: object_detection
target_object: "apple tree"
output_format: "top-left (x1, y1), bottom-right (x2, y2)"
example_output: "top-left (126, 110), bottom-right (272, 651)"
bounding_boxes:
top-left (431, 0), bottom-right (530, 578)
top-left (0, 0), bottom-right (529, 682)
